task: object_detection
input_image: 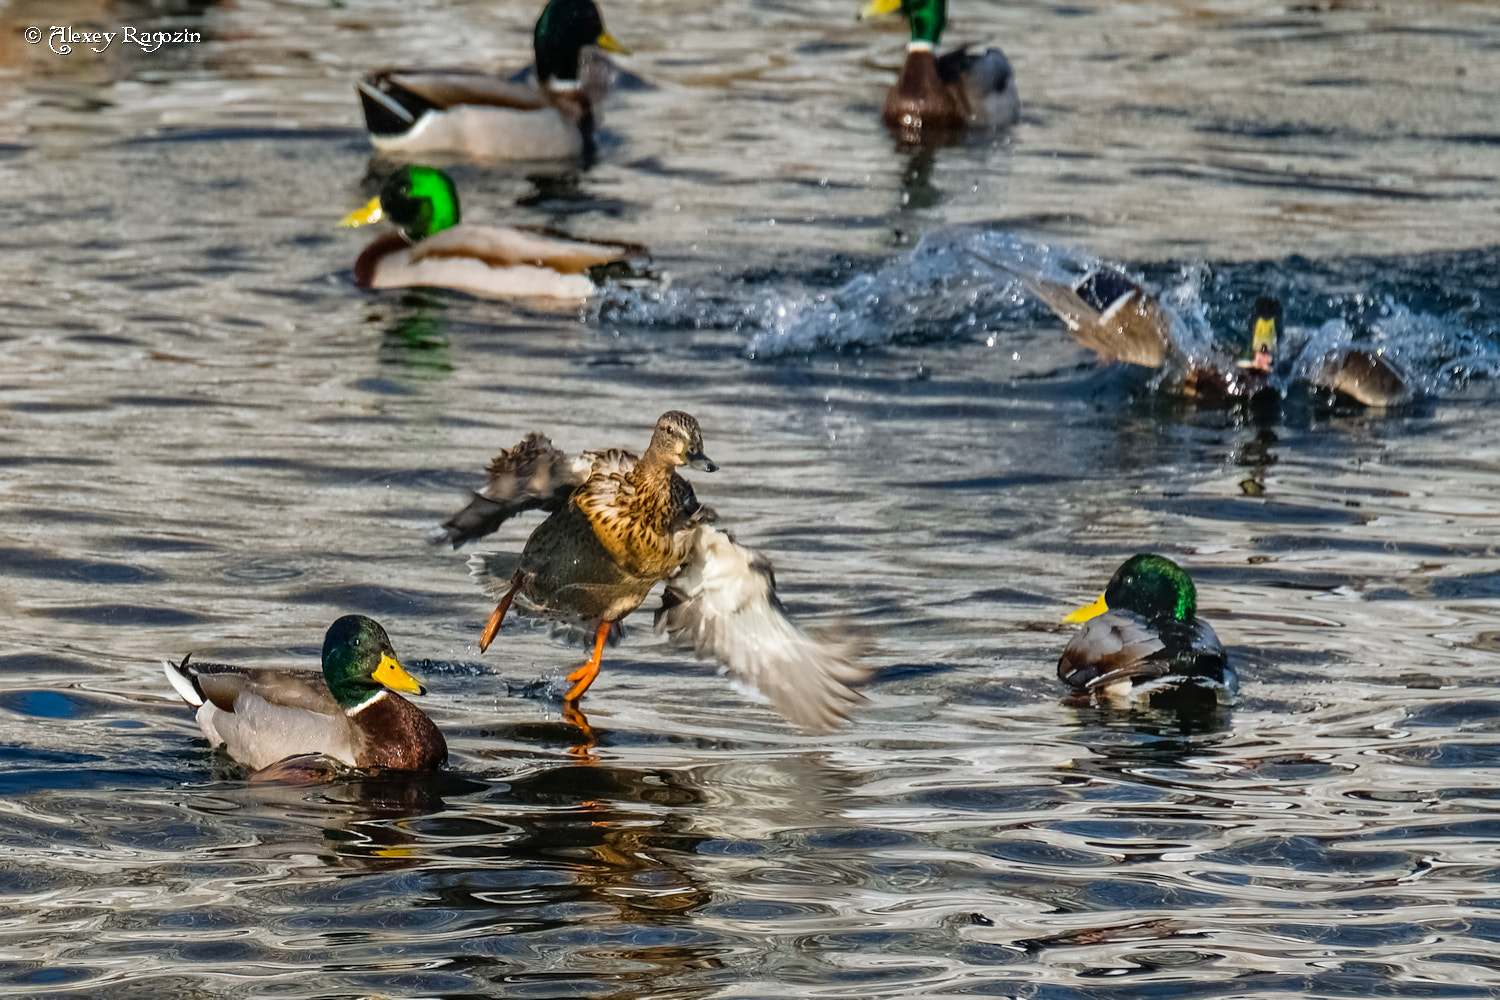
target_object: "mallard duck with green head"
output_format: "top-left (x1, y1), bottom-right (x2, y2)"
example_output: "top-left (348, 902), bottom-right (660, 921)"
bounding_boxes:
top-left (860, 0), bottom-right (1019, 138)
top-left (442, 411), bottom-right (872, 732)
top-left (341, 165), bottom-right (629, 300)
top-left (358, 0), bottom-right (630, 161)
top-left (163, 615), bottom-right (447, 773)
top-left (982, 252), bottom-right (1413, 407)
top-left (1059, 555), bottom-right (1237, 707)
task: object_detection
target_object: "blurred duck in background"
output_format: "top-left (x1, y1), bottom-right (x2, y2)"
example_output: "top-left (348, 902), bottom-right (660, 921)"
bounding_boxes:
top-left (357, 0), bottom-right (630, 161)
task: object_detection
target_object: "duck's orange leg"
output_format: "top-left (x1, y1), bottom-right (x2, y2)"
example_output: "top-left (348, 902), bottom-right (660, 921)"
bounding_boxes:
top-left (478, 571), bottom-right (525, 653)
top-left (564, 619), bottom-right (612, 703)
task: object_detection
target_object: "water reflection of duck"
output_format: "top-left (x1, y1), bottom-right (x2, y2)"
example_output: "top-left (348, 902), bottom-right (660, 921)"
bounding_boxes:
top-left (1060, 555), bottom-right (1237, 708)
top-left (357, 0), bottom-right (629, 161)
top-left (994, 259), bottom-right (1412, 407)
top-left (340, 165), bottom-right (629, 300)
top-left (860, 0), bottom-right (1019, 141)
top-left (163, 615), bottom-right (447, 773)
top-left (439, 411), bottom-right (872, 731)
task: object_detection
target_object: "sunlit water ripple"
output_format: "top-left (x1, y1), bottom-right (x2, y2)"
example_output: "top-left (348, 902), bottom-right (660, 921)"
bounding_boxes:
top-left (1, 0), bottom-right (1499, 996)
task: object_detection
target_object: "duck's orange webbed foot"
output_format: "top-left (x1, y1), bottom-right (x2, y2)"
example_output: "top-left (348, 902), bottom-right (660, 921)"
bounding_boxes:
top-left (563, 619), bottom-right (612, 702)
top-left (478, 570), bottom-right (525, 653)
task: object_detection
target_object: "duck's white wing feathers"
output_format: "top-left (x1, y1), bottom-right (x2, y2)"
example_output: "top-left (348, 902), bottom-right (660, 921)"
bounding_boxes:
top-left (655, 525), bottom-right (872, 733)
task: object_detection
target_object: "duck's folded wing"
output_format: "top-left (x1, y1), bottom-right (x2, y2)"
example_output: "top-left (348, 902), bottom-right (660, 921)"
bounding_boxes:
top-left (375, 70), bottom-right (546, 112)
top-left (1057, 612), bottom-right (1168, 691)
top-left (655, 526), bottom-right (872, 733)
top-left (435, 434), bottom-right (594, 549)
top-left (410, 225), bottom-right (628, 275)
top-left (1305, 349), bottom-right (1413, 407)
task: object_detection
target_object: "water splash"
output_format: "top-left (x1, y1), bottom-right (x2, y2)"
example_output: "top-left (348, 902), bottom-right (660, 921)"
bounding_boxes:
top-left (600, 229), bottom-right (1500, 395)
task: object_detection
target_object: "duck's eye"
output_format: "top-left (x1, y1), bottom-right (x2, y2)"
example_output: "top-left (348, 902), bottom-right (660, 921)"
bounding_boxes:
top-left (352, 637), bottom-right (362, 647)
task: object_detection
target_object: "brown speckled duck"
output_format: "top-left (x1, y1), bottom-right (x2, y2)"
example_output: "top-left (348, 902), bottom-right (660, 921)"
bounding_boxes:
top-left (163, 615), bottom-right (447, 774)
top-left (439, 411), bottom-right (872, 732)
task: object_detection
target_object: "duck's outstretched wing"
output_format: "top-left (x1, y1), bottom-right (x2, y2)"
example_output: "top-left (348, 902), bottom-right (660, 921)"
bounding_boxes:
top-left (1305, 349), bottom-right (1413, 407)
top-left (655, 526), bottom-right (872, 733)
top-left (974, 253), bottom-right (1171, 367)
top-left (435, 437), bottom-right (638, 549)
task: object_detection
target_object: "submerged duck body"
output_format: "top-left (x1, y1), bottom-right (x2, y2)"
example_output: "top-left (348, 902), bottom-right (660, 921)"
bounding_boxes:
top-left (1059, 555), bottom-right (1237, 708)
top-left (163, 615), bottom-right (447, 773)
top-left (862, 0), bottom-right (1019, 139)
top-left (441, 412), bottom-right (872, 732)
top-left (357, 0), bottom-right (629, 160)
top-left (342, 165), bottom-right (628, 300)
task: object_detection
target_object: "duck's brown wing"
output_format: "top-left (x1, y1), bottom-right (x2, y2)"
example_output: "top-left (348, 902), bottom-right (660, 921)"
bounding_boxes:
top-left (1057, 611), bottom-right (1169, 692)
top-left (166, 657), bottom-right (341, 715)
top-left (1306, 349), bottom-right (1413, 407)
top-left (655, 525), bottom-right (873, 733)
top-left (410, 225), bottom-right (629, 274)
top-left (436, 435), bottom-right (631, 549)
top-left (974, 254), bottom-right (1170, 367)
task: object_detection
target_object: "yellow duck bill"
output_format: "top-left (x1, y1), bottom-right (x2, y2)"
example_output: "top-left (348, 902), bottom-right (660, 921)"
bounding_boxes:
top-left (1062, 593), bottom-right (1110, 623)
top-left (371, 653), bottom-right (426, 695)
top-left (340, 196), bottom-right (384, 228)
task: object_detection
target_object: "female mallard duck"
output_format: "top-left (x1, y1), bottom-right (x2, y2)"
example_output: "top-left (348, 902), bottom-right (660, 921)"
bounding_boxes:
top-left (439, 411), bottom-right (872, 732)
top-left (163, 615), bottom-right (447, 773)
top-left (341, 165), bottom-right (629, 300)
top-left (358, 0), bottom-right (629, 160)
top-left (981, 253), bottom-right (1413, 407)
top-left (860, 0), bottom-right (1019, 137)
top-left (1060, 555), bottom-right (1237, 707)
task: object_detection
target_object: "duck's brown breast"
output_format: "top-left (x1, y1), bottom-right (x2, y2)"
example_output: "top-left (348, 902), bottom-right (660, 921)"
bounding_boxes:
top-left (883, 49), bottom-right (966, 132)
top-left (351, 692), bottom-right (447, 771)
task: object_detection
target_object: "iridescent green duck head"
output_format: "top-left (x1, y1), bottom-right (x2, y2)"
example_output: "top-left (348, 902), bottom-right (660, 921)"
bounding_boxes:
top-left (340, 165), bottom-right (460, 244)
top-left (1064, 554), bottom-right (1197, 626)
top-left (861, 0), bottom-right (947, 48)
top-left (535, 0), bottom-right (631, 84)
top-left (322, 614), bottom-right (426, 711)
top-left (1243, 296), bottom-right (1283, 372)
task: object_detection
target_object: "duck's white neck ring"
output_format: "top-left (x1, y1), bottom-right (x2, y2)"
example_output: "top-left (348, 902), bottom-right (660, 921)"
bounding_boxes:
top-left (346, 688), bottom-right (389, 717)
top-left (907, 40), bottom-right (934, 53)
top-left (548, 78), bottom-right (581, 92)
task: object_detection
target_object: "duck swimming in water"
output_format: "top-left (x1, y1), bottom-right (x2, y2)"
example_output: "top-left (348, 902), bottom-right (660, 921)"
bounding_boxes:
top-left (341, 165), bottom-right (629, 300)
top-left (983, 255), bottom-right (1413, 407)
top-left (860, 0), bottom-right (1019, 140)
top-left (439, 411), bottom-right (872, 732)
top-left (357, 0), bottom-right (630, 161)
top-left (163, 615), bottom-right (446, 773)
top-left (1059, 555), bottom-right (1237, 708)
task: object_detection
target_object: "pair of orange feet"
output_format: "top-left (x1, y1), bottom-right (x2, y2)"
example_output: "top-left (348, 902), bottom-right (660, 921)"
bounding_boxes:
top-left (478, 571), bottom-right (610, 705)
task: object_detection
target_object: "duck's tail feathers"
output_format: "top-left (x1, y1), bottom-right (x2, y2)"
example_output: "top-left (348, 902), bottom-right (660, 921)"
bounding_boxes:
top-left (656, 526), bottom-right (874, 733)
top-left (357, 75), bottom-right (423, 135)
top-left (163, 655), bottom-right (204, 707)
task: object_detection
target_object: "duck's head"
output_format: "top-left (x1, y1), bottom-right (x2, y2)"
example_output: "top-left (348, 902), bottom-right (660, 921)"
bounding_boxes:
top-left (1064, 554), bottom-right (1197, 626)
top-left (535, 0), bottom-right (630, 85)
top-left (860, 0), bottom-right (946, 48)
top-left (340, 165), bottom-right (461, 244)
top-left (1242, 296), bottom-right (1282, 372)
top-left (321, 614), bottom-right (427, 711)
top-left (651, 410), bottom-right (717, 472)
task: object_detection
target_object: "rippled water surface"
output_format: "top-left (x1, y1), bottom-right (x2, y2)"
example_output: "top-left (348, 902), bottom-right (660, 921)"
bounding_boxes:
top-left (3, 0), bottom-right (1500, 996)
